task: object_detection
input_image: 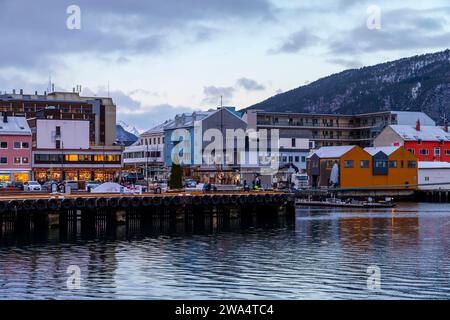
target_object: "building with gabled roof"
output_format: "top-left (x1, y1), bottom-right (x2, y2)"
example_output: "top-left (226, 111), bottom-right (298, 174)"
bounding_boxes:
top-left (374, 120), bottom-right (450, 162)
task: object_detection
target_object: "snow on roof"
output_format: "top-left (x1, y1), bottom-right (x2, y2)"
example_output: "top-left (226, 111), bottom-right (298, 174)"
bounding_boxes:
top-left (141, 120), bottom-right (171, 136)
top-left (308, 145), bottom-right (356, 158)
top-left (364, 146), bottom-right (400, 156)
top-left (164, 110), bottom-right (216, 130)
top-left (392, 111), bottom-right (436, 126)
top-left (419, 161), bottom-right (450, 169)
top-left (0, 116), bottom-right (31, 135)
top-left (389, 125), bottom-right (450, 142)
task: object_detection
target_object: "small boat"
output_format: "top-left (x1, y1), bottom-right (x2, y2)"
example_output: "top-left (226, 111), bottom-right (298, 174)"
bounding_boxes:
top-left (296, 198), bottom-right (395, 208)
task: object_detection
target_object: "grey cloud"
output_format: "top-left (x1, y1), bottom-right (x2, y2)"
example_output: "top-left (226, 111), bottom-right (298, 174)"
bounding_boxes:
top-left (269, 29), bottom-right (321, 54)
top-left (327, 7), bottom-right (450, 56)
top-left (0, 0), bottom-right (275, 69)
top-left (236, 78), bottom-right (265, 91)
top-left (202, 86), bottom-right (235, 105)
top-left (327, 58), bottom-right (363, 69)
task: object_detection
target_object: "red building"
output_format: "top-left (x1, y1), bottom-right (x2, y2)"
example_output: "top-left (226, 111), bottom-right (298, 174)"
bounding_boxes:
top-left (374, 120), bottom-right (450, 162)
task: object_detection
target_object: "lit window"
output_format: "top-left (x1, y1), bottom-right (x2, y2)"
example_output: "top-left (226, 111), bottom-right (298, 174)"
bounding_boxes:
top-left (344, 160), bottom-right (354, 168)
top-left (360, 160), bottom-right (370, 168)
top-left (389, 161), bottom-right (397, 168)
top-left (14, 157), bottom-right (21, 164)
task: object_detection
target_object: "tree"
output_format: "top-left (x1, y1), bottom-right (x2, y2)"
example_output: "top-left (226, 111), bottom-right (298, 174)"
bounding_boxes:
top-left (169, 164), bottom-right (183, 190)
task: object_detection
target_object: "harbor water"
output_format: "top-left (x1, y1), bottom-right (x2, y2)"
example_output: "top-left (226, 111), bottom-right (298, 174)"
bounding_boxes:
top-left (0, 202), bottom-right (449, 299)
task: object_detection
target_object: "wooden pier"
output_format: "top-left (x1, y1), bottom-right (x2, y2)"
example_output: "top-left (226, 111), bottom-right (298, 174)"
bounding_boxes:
top-left (0, 192), bottom-right (295, 233)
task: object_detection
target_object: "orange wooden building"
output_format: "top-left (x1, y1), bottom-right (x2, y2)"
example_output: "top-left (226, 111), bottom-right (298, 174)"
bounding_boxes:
top-left (307, 146), bottom-right (417, 189)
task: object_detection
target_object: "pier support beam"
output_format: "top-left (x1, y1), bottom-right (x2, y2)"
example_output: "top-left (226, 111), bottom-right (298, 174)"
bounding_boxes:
top-left (48, 212), bottom-right (59, 228)
top-left (115, 210), bottom-right (126, 224)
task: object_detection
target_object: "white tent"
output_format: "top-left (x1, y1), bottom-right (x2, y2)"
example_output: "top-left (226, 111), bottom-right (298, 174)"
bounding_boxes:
top-left (90, 182), bottom-right (139, 194)
top-left (330, 163), bottom-right (339, 187)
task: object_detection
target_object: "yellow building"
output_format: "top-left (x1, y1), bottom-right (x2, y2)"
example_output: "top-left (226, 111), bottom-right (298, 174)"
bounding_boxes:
top-left (307, 146), bottom-right (417, 189)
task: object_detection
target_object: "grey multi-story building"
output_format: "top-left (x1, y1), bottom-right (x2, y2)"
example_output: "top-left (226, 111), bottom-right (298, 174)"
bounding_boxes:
top-left (243, 110), bottom-right (435, 148)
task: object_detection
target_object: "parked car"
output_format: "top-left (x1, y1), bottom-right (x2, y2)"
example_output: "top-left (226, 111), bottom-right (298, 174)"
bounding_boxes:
top-left (12, 181), bottom-right (24, 191)
top-left (123, 173), bottom-right (145, 183)
top-left (86, 181), bottom-right (101, 192)
top-left (42, 181), bottom-right (59, 192)
top-left (184, 179), bottom-right (197, 188)
top-left (24, 181), bottom-right (42, 191)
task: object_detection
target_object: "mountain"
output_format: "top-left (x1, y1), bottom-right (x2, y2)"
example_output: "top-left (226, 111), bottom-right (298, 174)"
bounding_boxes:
top-left (248, 50), bottom-right (450, 123)
top-left (117, 120), bottom-right (141, 136)
top-left (116, 124), bottom-right (138, 146)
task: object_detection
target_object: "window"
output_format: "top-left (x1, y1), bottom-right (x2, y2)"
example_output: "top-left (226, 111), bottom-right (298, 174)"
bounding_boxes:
top-left (445, 149), bottom-right (450, 155)
top-left (344, 160), bottom-right (354, 168)
top-left (326, 160), bottom-right (334, 168)
top-left (401, 160), bottom-right (404, 168)
top-left (434, 148), bottom-right (441, 156)
top-left (22, 157), bottom-right (29, 164)
top-left (282, 156), bottom-right (287, 163)
top-left (375, 160), bottom-right (387, 168)
top-left (55, 126), bottom-right (61, 136)
top-left (407, 161), bottom-right (417, 168)
top-left (0, 142), bottom-right (7, 149)
top-left (14, 157), bottom-right (21, 164)
top-left (389, 161), bottom-right (398, 168)
top-left (56, 140), bottom-right (61, 149)
top-left (158, 137), bottom-right (161, 144)
top-left (292, 138), bottom-right (296, 148)
top-left (22, 142), bottom-right (29, 149)
top-left (301, 156), bottom-right (306, 163)
top-left (295, 156), bottom-right (300, 162)
top-left (288, 156), bottom-right (293, 163)
top-left (0, 157), bottom-right (7, 164)
top-left (13, 142), bottom-right (21, 149)
top-left (407, 149), bottom-right (415, 155)
top-left (425, 177), bottom-right (430, 181)
top-left (360, 160), bottom-right (370, 168)
top-left (419, 149), bottom-right (428, 155)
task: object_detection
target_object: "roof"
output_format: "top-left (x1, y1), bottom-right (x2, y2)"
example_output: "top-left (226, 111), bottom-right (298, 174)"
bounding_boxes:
top-left (308, 146), bottom-right (356, 159)
top-left (0, 116), bottom-right (31, 135)
top-left (389, 125), bottom-right (450, 142)
top-left (364, 146), bottom-right (400, 156)
top-left (164, 110), bottom-right (215, 130)
top-left (392, 111), bottom-right (436, 126)
top-left (141, 120), bottom-right (171, 136)
top-left (419, 161), bottom-right (450, 169)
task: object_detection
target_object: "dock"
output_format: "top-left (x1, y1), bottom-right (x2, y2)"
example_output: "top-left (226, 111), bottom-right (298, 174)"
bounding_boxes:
top-left (0, 192), bottom-right (296, 234)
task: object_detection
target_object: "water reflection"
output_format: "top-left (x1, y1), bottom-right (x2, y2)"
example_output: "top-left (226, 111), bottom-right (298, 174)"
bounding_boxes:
top-left (0, 204), bottom-right (449, 299)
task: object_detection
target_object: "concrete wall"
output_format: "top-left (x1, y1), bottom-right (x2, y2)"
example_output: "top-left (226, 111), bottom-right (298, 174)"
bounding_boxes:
top-left (374, 127), bottom-right (404, 147)
top-left (37, 119), bottom-right (89, 149)
top-left (419, 168), bottom-right (450, 190)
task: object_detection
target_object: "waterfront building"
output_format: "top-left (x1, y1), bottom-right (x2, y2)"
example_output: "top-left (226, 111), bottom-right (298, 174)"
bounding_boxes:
top-left (28, 108), bottom-right (122, 183)
top-left (0, 115), bottom-right (32, 183)
top-left (123, 122), bottom-right (168, 180)
top-left (418, 162), bottom-right (450, 190)
top-left (243, 110), bottom-right (435, 148)
top-left (164, 107), bottom-right (247, 184)
top-left (0, 89), bottom-right (116, 146)
top-left (307, 145), bottom-right (417, 189)
top-left (0, 89), bottom-right (122, 182)
top-left (364, 146), bottom-right (418, 188)
top-left (373, 120), bottom-right (450, 162)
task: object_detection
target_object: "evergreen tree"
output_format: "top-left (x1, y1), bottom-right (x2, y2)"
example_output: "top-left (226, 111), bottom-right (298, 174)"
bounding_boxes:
top-left (169, 164), bottom-right (183, 189)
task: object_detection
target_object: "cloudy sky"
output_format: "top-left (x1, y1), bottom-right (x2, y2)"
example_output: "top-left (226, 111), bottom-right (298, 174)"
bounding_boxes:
top-left (1, 0), bottom-right (450, 130)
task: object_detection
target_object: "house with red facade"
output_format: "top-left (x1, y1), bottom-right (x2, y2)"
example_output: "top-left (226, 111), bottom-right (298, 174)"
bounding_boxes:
top-left (0, 115), bottom-right (32, 183)
top-left (374, 120), bottom-right (450, 162)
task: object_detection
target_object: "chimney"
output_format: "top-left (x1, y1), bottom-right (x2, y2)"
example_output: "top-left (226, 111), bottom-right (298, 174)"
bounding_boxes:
top-left (415, 119), bottom-right (421, 131)
top-left (35, 91), bottom-right (38, 95)
top-left (12, 89), bottom-right (16, 94)
top-left (20, 89), bottom-right (23, 94)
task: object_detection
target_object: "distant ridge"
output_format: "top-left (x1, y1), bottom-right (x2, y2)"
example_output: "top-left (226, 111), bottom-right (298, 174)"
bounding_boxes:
top-left (247, 50), bottom-right (450, 123)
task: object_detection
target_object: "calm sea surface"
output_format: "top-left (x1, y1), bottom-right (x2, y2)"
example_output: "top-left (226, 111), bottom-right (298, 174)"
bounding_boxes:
top-left (0, 202), bottom-right (449, 299)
